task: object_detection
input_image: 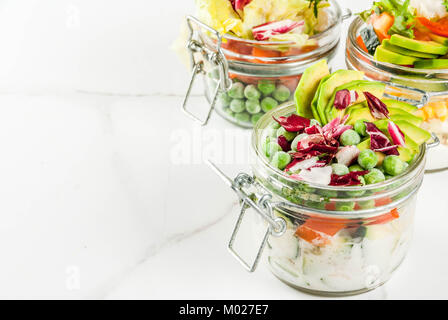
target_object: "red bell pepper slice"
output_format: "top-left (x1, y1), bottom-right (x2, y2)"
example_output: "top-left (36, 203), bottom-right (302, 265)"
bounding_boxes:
top-left (417, 17), bottom-right (448, 38)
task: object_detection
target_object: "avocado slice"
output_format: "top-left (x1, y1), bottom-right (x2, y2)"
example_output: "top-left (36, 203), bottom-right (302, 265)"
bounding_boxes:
top-left (382, 39), bottom-right (439, 59)
top-left (357, 139), bottom-right (371, 151)
top-left (393, 120), bottom-right (431, 145)
top-left (315, 70), bottom-right (364, 124)
top-left (374, 45), bottom-right (422, 65)
top-left (389, 34), bottom-right (448, 55)
top-left (325, 80), bottom-right (386, 123)
top-left (397, 146), bottom-right (415, 163)
top-left (429, 33), bottom-right (448, 46)
top-left (295, 60), bottom-right (330, 119)
top-left (346, 107), bottom-right (422, 127)
top-left (310, 74), bottom-right (332, 123)
top-left (381, 99), bottom-right (418, 114)
top-left (414, 59), bottom-right (448, 69)
top-left (345, 101), bottom-right (368, 114)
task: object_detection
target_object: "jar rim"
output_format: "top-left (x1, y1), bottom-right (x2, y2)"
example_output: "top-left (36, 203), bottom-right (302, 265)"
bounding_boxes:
top-left (348, 17), bottom-right (448, 75)
top-left (251, 102), bottom-right (427, 193)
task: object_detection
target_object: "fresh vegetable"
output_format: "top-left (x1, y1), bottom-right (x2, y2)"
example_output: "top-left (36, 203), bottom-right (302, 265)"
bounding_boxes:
top-left (261, 97), bottom-right (279, 112)
top-left (252, 20), bottom-right (304, 41)
top-left (383, 155), bottom-right (407, 175)
top-left (228, 82), bottom-right (245, 99)
top-left (244, 84), bottom-right (262, 100)
top-left (230, 99), bottom-right (246, 113)
top-left (370, 12), bottom-right (395, 41)
top-left (196, 0), bottom-right (332, 44)
top-left (360, 0), bottom-right (416, 38)
top-left (417, 16), bottom-right (448, 37)
top-left (358, 149), bottom-right (379, 170)
top-left (340, 129), bottom-right (362, 146)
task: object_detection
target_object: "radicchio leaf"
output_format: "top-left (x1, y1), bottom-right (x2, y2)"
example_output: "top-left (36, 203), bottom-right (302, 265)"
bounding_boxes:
top-left (274, 114), bottom-right (311, 132)
top-left (364, 92), bottom-right (389, 119)
top-left (285, 157), bottom-right (319, 173)
top-left (330, 171), bottom-right (369, 186)
top-left (334, 90), bottom-right (359, 110)
top-left (232, 0), bottom-right (252, 11)
top-left (277, 135), bottom-right (291, 152)
top-left (365, 122), bottom-right (399, 156)
top-left (336, 146), bottom-right (361, 167)
top-left (388, 121), bottom-right (406, 147)
top-left (253, 20), bottom-right (304, 41)
top-left (305, 125), bottom-right (323, 135)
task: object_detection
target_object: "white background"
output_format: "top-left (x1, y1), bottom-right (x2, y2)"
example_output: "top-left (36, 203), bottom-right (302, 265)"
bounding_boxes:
top-left (0, 0), bottom-right (447, 299)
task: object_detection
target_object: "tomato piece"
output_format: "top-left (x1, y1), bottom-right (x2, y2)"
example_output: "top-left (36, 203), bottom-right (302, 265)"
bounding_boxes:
top-left (417, 17), bottom-right (448, 37)
top-left (414, 27), bottom-right (432, 41)
top-left (357, 35), bottom-right (369, 53)
top-left (370, 12), bottom-right (395, 42)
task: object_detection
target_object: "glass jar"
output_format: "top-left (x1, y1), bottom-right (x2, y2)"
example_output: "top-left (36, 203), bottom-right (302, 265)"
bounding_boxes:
top-left (182, 0), bottom-right (350, 128)
top-left (209, 102), bottom-right (437, 296)
top-left (346, 17), bottom-right (448, 171)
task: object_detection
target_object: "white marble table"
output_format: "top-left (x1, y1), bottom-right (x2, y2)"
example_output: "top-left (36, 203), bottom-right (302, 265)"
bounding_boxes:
top-left (0, 0), bottom-right (446, 299)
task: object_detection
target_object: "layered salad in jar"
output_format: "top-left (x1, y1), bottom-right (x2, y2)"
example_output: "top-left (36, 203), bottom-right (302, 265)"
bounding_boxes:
top-left (257, 61), bottom-right (431, 293)
top-left (356, 0), bottom-right (448, 169)
top-left (196, 0), bottom-right (334, 126)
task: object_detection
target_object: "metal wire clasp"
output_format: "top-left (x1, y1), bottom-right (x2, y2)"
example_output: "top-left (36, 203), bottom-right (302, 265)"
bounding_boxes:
top-left (207, 160), bottom-right (286, 273)
top-left (182, 16), bottom-right (232, 126)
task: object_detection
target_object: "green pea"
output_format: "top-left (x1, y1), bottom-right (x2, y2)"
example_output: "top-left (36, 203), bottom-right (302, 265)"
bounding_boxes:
top-left (291, 133), bottom-right (308, 151)
top-left (228, 82), bottom-right (245, 99)
top-left (234, 112), bottom-right (251, 123)
top-left (349, 164), bottom-right (364, 172)
top-left (251, 113), bottom-right (263, 125)
top-left (261, 97), bottom-right (279, 113)
top-left (364, 168), bottom-right (386, 185)
top-left (336, 201), bottom-right (356, 212)
top-left (218, 92), bottom-right (231, 107)
top-left (354, 119), bottom-right (368, 137)
top-left (277, 127), bottom-right (296, 142)
top-left (270, 151), bottom-right (292, 170)
top-left (223, 107), bottom-right (235, 118)
top-left (340, 129), bottom-right (361, 146)
top-left (258, 80), bottom-right (276, 96)
top-left (230, 99), bottom-right (245, 113)
top-left (358, 149), bottom-right (378, 170)
top-left (263, 141), bottom-right (282, 158)
top-left (332, 163), bottom-right (350, 176)
top-left (245, 99), bottom-right (261, 115)
top-left (244, 85), bottom-right (261, 100)
top-left (383, 155), bottom-right (407, 176)
top-left (272, 85), bottom-right (291, 102)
